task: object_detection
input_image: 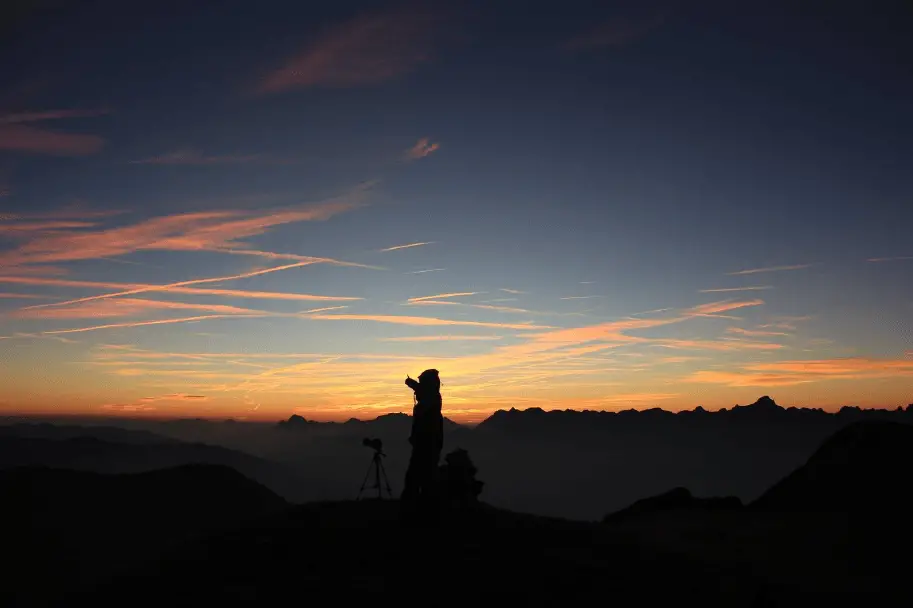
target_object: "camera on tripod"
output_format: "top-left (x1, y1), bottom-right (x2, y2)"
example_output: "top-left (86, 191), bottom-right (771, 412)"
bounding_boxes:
top-left (362, 437), bottom-right (384, 454)
top-left (357, 437), bottom-right (392, 500)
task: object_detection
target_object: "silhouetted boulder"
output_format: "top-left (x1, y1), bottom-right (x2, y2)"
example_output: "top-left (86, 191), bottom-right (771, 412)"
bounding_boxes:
top-left (602, 486), bottom-right (742, 524)
top-left (751, 420), bottom-right (913, 512)
top-left (438, 448), bottom-right (484, 508)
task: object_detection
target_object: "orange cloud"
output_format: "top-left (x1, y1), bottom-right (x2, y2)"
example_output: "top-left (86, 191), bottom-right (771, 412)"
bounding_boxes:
top-left (256, 9), bottom-right (439, 94)
top-left (0, 193), bottom-right (366, 267)
top-left (699, 286), bottom-right (773, 293)
top-left (306, 313), bottom-right (551, 331)
top-left (654, 339), bottom-right (783, 351)
top-left (0, 109), bottom-right (109, 124)
top-left (566, 12), bottom-right (667, 51)
top-left (0, 220), bottom-right (98, 233)
top-left (379, 241), bottom-right (434, 252)
top-left (686, 299), bottom-right (765, 316)
top-left (0, 124), bottom-right (104, 156)
top-left (129, 149), bottom-right (263, 165)
top-left (19, 260), bottom-right (363, 312)
top-left (0, 293), bottom-right (47, 299)
top-left (100, 393), bottom-right (207, 412)
top-left (0, 276), bottom-right (363, 303)
top-left (44, 314), bottom-right (268, 335)
top-left (686, 357), bottom-right (913, 387)
top-left (380, 335), bottom-right (504, 342)
top-left (868, 256), bottom-right (913, 262)
top-left (407, 292), bottom-right (480, 303)
top-left (11, 298), bottom-right (266, 320)
top-left (727, 264), bottom-right (812, 275)
top-left (727, 327), bottom-right (790, 337)
top-left (406, 138), bottom-right (440, 160)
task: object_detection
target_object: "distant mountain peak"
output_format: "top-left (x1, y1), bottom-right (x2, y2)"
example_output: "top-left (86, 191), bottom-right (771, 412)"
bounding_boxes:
top-left (750, 395), bottom-right (780, 409)
top-left (277, 414), bottom-right (309, 429)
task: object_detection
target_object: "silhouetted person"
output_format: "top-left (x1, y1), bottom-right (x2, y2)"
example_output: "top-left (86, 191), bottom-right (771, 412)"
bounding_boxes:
top-left (401, 369), bottom-right (444, 515)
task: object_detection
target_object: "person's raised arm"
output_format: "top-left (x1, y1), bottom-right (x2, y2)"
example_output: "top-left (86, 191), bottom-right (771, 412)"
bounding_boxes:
top-left (405, 376), bottom-right (419, 391)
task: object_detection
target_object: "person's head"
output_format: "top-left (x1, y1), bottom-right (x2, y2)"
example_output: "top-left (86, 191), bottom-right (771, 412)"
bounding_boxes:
top-left (418, 368), bottom-right (441, 392)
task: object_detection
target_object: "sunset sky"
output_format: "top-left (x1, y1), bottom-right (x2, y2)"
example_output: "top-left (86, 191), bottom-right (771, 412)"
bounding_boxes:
top-left (1, 1), bottom-right (911, 423)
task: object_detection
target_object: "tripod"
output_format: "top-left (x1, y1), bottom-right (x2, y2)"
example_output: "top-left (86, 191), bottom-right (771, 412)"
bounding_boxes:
top-left (357, 448), bottom-right (394, 500)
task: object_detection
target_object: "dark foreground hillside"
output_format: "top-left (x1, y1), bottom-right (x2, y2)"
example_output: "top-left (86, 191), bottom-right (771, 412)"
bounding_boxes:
top-left (4, 420), bottom-right (912, 607)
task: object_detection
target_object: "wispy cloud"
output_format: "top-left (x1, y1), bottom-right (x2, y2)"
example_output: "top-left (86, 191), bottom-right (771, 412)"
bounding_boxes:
top-left (0, 124), bottom-right (104, 156)
top-left (101, 392), bottom-right (207, 412)
top-left (867, 256), bottom-right (913, 263)
top-left (727, 327), bottom-right (790, 337)
top-left (379, 335), bottom-right (504, 342)
top-left (405, 138), bottom-right (440, 160)
top-left (500, 288), bottom-right (526, 295)
top-left (256, 9), bottom-right (440, 94)
top-left (407, 292), bottom-right (480, 303)
top-left (44, 314), bottom-right (264, 335)
top-left (686, 357), bottom-right (913, 387)
top-left (566, 11), bottom-right (667, 51)
top-left (0, 108), bottom-right (108, 156)
top-left (560, 295), bottom-right (604, 300)
top-left (0, 276), bottom-right (362, 305)
top-left (11, 297), bottom-right (267, 320)
top-left (0, 292), bottom-right (48, 299)
top-left (18, 261), bottom-right (363, 312)
top-left (406, 268), bottom-right (445, 274)
top-left (379, 241), bottom-right (433, 252)
top-left (0, 109), bottom-right (109, 124)
top-left (0, 192), bottom-right (366, 267)
top-left (307, 313), bottom-right (550, 330)
top-left (0, 275), bottom-right (363, 303)
top-left (726, 264), bottom-right (812, 276)
top-left (699, 286), bottom-right (773, 293)
top-left (129, 149), bottom-right (264, 165)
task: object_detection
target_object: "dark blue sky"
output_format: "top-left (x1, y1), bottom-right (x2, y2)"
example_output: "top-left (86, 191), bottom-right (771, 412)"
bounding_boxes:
top-left (1, 0), bottom-right (911, 420)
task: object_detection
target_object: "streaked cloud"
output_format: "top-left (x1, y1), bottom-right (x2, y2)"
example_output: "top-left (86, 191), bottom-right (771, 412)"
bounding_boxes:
top-left (405, 138), bottom-right (440, 160)
top-left (407, 291), bottom-right (480, 303)
top-left (0, 124), bottom-right (104, 156)
top-left (559, 295), bottom-right (604, 300)
top-left (686, 299), bottom-right (765, 316)
top-left (566, 12), bottom-right (667, 51)
top-left (100, 392), bottom-right (207, 412)
top-left (19, 261), bottom-right (363, 312)
top-left (727, 327), bottom-right (790, 337)
top-left (0, 109), bottom-right (109, 124)
top-left (686, 357), bottom-right (913, 387)
top-left (726, 264), bottom-right (812, 275)
top-left (256, 9), bottom-right (440, 94)
top-left (44, 314), bottom-right (265, 335)
top-left (500, 288), bottom-right (526, 294)
top-left (379, 241), bottom-right (434, 252)
top-left (129, 149), bottom-right (264, 165)
top-left (407, 268), bottom-right (445, 274)
top-left (867, 256), bottom-right (913, 262)
top-left (0, 194), bottom-right (366, 267)
top-left (699, 286), bottom-right (773, 293)
top-left (0, 108), bottom-right (108, 156)
top-left (0, 276), bottom-right (363, 303)
top-left (0, 292), bottom-right (48, 299)
top-left (379, 335), bottom-right (504, 342)
top-left (306, 313), bottom-right (551, 330)
top-left (11, 298), bottom-right (267, 320)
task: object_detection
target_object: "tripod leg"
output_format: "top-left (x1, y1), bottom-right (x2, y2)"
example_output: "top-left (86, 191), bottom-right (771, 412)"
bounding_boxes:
top-left (378, 459), bottom-right (394, 499)
top-left (374, 455), bottom-right (382, 499)
top-left (357, 458), bottom-right (375, 500)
